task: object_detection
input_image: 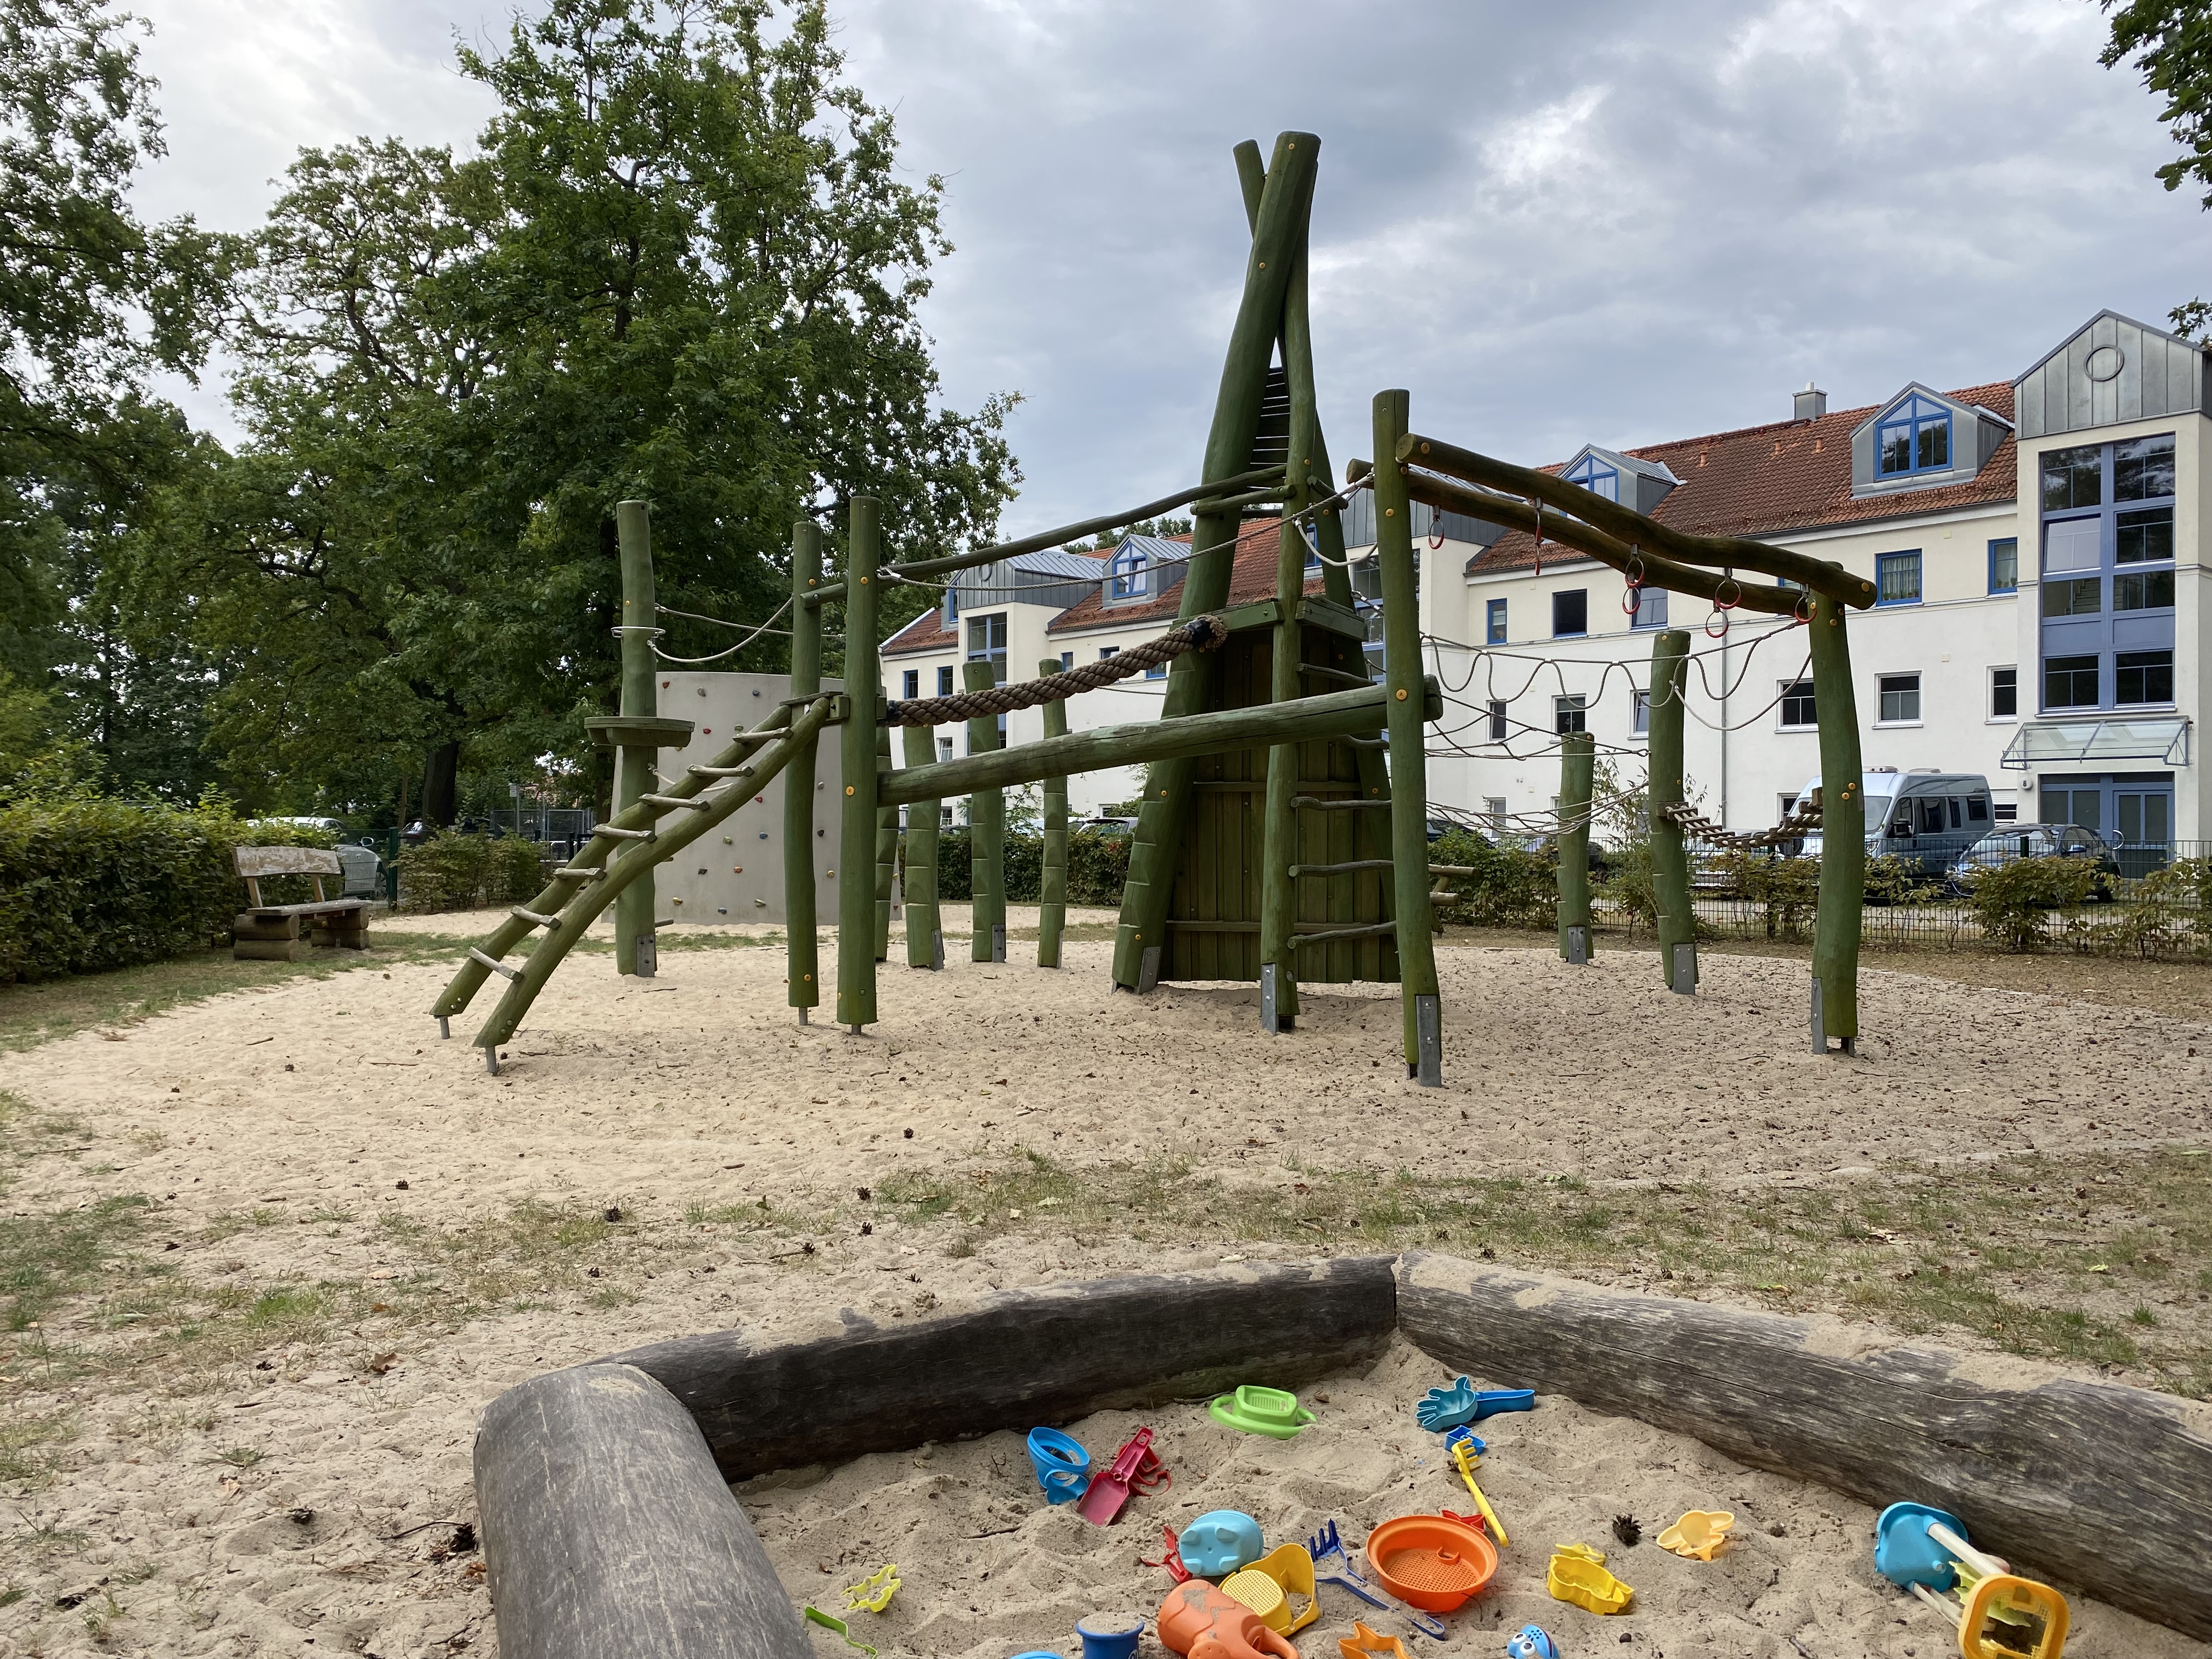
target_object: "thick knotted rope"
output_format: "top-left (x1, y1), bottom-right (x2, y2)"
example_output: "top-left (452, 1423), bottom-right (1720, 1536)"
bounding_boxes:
top-left (881, 614), bottom-right (1229, 727)
top-left (1661, 798), bottom-right (1824, 849)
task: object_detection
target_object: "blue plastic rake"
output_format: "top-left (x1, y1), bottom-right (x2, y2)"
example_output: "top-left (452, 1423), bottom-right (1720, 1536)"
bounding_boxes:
top-left (1304, 1520), bottom-right (1448, 1641)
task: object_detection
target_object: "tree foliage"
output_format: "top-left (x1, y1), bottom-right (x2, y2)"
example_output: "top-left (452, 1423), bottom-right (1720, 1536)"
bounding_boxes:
top-left (144, 0), bottom-right (1020, 822)
top-left (2102, 1), bottom-right (2212, 337)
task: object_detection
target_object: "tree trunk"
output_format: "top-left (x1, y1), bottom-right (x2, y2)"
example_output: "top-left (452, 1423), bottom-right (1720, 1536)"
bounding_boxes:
top-left (421, 741), bottom-right (461, 827)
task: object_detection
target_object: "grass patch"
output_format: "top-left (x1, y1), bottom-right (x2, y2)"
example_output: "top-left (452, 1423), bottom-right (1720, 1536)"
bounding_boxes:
top-left (0, 932), bottom-right (466, 1053)
top-left (879, 1145), bottom-right (2212, 1396)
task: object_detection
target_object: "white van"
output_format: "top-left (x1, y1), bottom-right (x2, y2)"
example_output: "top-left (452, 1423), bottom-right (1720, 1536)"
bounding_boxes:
top-left (1798, 769), bottom-right (1993, 875)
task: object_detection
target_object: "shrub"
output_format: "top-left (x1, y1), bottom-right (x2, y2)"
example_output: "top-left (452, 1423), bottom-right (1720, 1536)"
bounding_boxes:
top-left (926, 827), bottom-right (1129, 907)
top-left (1721, 850), bottom-right (1821, 940)
top-left (1962, 855), bottom-right (2102, 952)
top-left (393, 831), bottom-right (549, 912)
top-left (0, 798), bottom-right (334, 985)
top-left (1430, 830), bottom-right (1554, 928)
top-left (2103, 857), bottom-right (2210, 958)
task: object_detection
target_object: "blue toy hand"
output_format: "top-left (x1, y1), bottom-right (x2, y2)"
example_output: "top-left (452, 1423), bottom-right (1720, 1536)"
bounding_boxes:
top-left (1416, 1375), bottom-right (1481, 1432)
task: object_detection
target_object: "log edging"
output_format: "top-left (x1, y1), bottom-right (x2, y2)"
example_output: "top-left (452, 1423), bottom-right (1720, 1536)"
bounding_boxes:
top-left (474, 1251), bottom-right (2212, 1658)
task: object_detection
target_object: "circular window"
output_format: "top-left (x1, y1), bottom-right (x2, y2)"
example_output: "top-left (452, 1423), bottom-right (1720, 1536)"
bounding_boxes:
top-left (2086, 344), bottom-right (2124, 382)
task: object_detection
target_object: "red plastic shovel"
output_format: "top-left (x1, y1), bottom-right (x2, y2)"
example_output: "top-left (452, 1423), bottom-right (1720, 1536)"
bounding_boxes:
top-left (1073, 1426), bottom-right (1169, 1526)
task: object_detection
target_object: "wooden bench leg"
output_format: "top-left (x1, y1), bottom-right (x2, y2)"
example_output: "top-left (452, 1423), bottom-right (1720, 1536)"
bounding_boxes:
top-left (235, 912), bottom-right (304, 962)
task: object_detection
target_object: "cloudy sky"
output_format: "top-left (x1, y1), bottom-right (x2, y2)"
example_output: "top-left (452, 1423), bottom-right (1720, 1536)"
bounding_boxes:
top-left (132, 0), bottom-right (2211, 536)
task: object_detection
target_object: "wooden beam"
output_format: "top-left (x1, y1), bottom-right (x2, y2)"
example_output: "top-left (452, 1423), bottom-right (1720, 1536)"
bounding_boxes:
top-left (900, 723), bottom-right (941, 970)
top-left (879, 679), bottom-right (1432, 808)
top-left (836, 500), bottom-right (881, 1030)
top-left (1395, 1251), bottom-right (2212, 1644)
top-left (964, 657), bottom-right (1006, 964)
top-left (1038, 658), bottom-right (1069, 969)
top-left (1647, 629), bottom-right (1695, 991)
top-left (1556, 730), bottom-right (1594, 961)
top-left (1392, 432), bottom-right (1878, 608)
top-left (785, 518), bottom-right (823, 1018)
top-left (1810, 593), bottom-right (1865, 1049)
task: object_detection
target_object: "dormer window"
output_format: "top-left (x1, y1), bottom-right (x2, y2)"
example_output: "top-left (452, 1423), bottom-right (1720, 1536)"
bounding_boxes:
top-left (943, 584), bottom-right (959, 627)
top-left (1564, 454), bottom-right (1618, 501)
top-left (1876, 394), bottom-right (1951, 477)
top-left (1109, 544), bottom-right (1148, 600)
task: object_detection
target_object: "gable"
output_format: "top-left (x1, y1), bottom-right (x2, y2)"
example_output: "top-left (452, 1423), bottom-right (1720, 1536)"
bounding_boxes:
top-left (2015, 310), bottom-right (2207, 439)
top-left (1848, 383), bottom-right (2011, 498)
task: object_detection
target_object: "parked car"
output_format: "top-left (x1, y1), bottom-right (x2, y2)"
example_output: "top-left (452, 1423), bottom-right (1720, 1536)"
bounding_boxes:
top-left (1949, 824), bottom-right (2120, 899)
top-left (1800, 768), bottom-right (1995, 877)
top-left (253, 816), bottom-right (382, 898)
top-left (1075, 816), bottom-right (1139, 838)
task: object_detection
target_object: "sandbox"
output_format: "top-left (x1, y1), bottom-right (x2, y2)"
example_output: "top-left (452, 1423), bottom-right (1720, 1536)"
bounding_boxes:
top-left (473, 1256), bottom-right (2212, 1659)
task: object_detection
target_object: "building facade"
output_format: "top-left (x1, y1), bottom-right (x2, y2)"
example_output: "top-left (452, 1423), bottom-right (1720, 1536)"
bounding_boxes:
top-left (1405, 311), bottom-right (2200, 869)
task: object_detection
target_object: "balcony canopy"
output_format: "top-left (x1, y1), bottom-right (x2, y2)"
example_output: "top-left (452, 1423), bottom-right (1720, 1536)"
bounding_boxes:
top-left (2000, 716), bottom-right (2189, 769)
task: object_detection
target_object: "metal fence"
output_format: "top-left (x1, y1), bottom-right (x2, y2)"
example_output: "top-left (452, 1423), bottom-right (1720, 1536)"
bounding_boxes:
top-left (1602, 839), bottom-right (2212, 958)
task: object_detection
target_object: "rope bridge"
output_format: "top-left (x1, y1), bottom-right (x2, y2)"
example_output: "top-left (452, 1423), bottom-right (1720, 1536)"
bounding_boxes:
top-left (880, 614), bottom-right (1229, 727)
top-left (1661, 798), bottom-right (1824, 850)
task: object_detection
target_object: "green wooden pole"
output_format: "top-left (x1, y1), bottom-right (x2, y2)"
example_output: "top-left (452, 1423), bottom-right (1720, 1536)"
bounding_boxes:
top-left (1809, 592), bottom-right (1865, 1052)
top-left (1114, 131), bottom-right (1319, 993)
top-left (614, 500), bottom-right (657, 978)
top-left (874, 725), bottom-right (896, 963)
top-left (1558, 730), bottom-right (1595, 963)
top-left (965, 658), bottom-right (1007, 963)
top-left (1647, 628), bottom-right (1696, 992)
top-left (1370, 391), bottom-right (1442, 1085)
top-left (836, 499), bottom-right (881, 1032)
top-left (785, 518), bottom-right (823, 1020)
top-left (899, 723), bottom-right (943, 969)
top-left (1038, 658), bottom-right (1069, 968)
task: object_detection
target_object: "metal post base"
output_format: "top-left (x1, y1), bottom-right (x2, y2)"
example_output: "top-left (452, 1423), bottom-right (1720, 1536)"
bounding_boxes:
top-left (438, 1017), bottom-right (450, 1040)
top-left (635, 935), bottom-right (657, 978)
top-left (1136, 945), bottom-right (1162, 994)
top-left (1669, 941), bottom-right (1697, 995)
top-left (797, 1007), bottom-right (809, 1025)
top-left (991, 924), bottom-right (1006, 963)
top-left (1565, 926), bottom-right (1589, 966)
top-left (848, 1023), bottom-right (865, 1037)
top-left (1810, 980), bottom-right (1857, 1055)
top-left (1413, 994), bottom-right (1442, 1087)
top-left (933, 930), bottom-right (945, 971)
top-left (484, 1047), bottom-right (499, 1076)
top-left (1261, 964), bottom-right (1296, 1035)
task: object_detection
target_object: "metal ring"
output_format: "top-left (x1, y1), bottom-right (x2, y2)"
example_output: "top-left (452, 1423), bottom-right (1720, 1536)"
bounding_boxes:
top-left (1704, 608), bottom-right (1731, 640)
top-left (1792, 589), bottom-right (1814, 624)
top-left (1713, 577), bottom-right (1742, 611)
top-left (1623, 583), bottom-right (1645, 616)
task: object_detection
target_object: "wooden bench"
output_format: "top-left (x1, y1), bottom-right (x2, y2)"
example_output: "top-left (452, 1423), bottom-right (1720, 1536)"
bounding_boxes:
top-left (233, 846), bottom-right (374, 961)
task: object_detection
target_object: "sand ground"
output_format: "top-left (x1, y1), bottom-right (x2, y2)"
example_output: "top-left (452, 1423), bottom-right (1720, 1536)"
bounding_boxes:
top-left (0, 914), bottom-right (2207, 1657)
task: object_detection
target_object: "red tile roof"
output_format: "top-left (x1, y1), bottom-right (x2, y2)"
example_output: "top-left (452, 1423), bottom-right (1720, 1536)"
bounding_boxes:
top-left (882, 606), bottom-right (956, 657)
top-left (1466, 382), bottom-right (2017, 577)
top-left (1048, 525), bottom-right (1322, 635)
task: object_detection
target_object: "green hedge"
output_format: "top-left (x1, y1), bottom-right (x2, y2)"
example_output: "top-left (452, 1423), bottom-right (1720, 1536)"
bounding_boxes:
top-left (394, 832), bottom-right (550, 913)
top-left (0, 799), bottom-right (334, 985)
top-left (929, 828), bottom-right (1131, 906)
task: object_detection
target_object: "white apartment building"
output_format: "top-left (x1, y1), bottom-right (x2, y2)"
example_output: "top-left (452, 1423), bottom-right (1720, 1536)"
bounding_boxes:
top-left (1404, 310), bottom-right (2201, 870)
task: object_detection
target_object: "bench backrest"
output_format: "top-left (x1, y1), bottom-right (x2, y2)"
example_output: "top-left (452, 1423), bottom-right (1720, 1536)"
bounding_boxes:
top-left (235, 844), bottom-right (343, 907)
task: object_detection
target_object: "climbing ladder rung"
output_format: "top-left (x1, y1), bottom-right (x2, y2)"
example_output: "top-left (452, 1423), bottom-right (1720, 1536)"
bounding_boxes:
top-left (1299, 662), bottom-right (1373, 687)
top-left (1293, 795), bottom-right (1390, 810)
top-left (640, 793), bottom-right (713, 810)
top-left (1428, 890), bottom-right (1457, 904)
top-left (1290, 859), bottom-right (1393, 876)
top-left (549, 867), bottom-right (600, 881)
top-left (469, 948), bottom-right (521, 980)
top-left (510, 907), bottom-right (560, 928)
top-left (596, 826), bottom-right (654, 840)
top-left (687, 764), bottom-right (755, 778)
top-left (1290, 922), bottom-right (1398, 946)
top-left (1346, 733), bottom-right (1389, 748)
top-left (1427, 864), bottom-right (1477, 878)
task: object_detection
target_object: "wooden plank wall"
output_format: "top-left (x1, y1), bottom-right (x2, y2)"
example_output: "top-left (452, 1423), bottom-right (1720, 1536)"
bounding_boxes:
top-left (1165, 621), bottom-right (1397, 984)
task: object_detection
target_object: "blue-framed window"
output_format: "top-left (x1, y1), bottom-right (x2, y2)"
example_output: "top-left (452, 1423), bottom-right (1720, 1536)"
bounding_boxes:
top-left (1302, 522), bottom-right (1322, 572)
top-left (942, 584), bottom-right (959, 627)
top-left (2038, 433), bottom-right (2177, 712)
top-left (1987, 538), bottom-right (2018, 594)
top-left (966, 613), bottom-right (1008, 684)
top-left (1487, 699), bottom-right (1506, 741)
top-left (902, 669), bottom-right (919, 699)
top-left (1551, 589), bottom-right (1588, 637)
top-left (1875, 394), bottom-right (1952, 477)
top-left (936, 665), bottom-right (953, 695)
top-left (1485, 597), bottom-right (1507, 644)
top-left (1145, 657), bottom-right (1167, 679)
top-left (1564, 454), bottom-right (1618, 501)
top-left (1059, 651), bottom-right (1073, 670)
top-left (1630, 586), bottom-right (1667, 629)
top-left (1876, 550), bottom-right (1922, 605)
top-left (1109, 545), bottom-right (1147, 599)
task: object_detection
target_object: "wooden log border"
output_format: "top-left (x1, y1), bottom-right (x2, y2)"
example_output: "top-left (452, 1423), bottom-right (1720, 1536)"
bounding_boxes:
top-left (475, 1251), bottom-right (2212, 1658)
top-left (1394, 1251), bottom-right (2212, 1643)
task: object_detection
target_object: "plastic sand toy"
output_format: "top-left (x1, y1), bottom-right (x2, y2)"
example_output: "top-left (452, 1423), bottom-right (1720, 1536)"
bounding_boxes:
top-left (1028, 1426), bottom-right (1092, 1505)
top-left (1338, 1622), bottom-right (1410, 1658)
top-left (1179, 1510), bottom-right (1266, 1579)
top-left (1442, 1426), bottom-right (1509, 1547)
top-left (1077, 1612), bottom-right (1146, 1659)
top-left (1414, 1378), bottom-right (1535, 1433)
top-left (841, 1562), bottom-right (901, 1612)
top-left (1363, 1513), bottom-right (1498, 1613)
top-left (1872, 1503), bottom-right (2070, 1659)
top-left (1546, 1543), bottom-right (1633, 1616)
top-left (1504, 1626), bottom-right (1559, 1659)
top-left (1304, 1520), bottom-right (1448, 1642)
top-left (1209, 1384), bottom-right (1317, 1440)
top-left (1075, 1426), bottom-right (1170, 1526)
top-left (1155, 1580), bottom-right (1299, 1659)
top-left (1656, 1510), bottom-right (1734, 1561)
top-left (1222, 1543), bottom-right (1320, 1635)
top-left (804, 1605), bottom-right (879, 1655)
